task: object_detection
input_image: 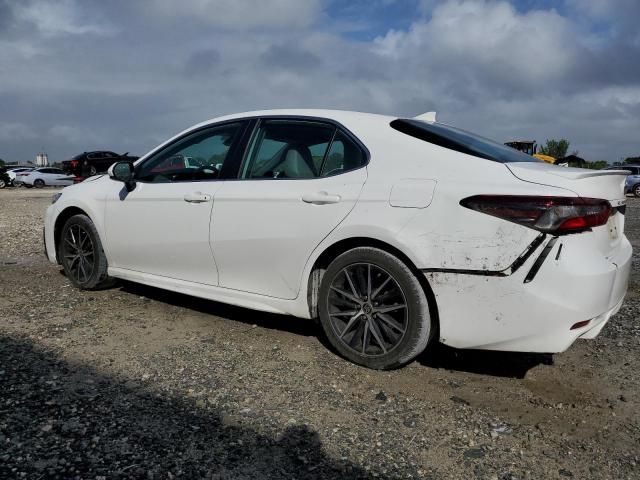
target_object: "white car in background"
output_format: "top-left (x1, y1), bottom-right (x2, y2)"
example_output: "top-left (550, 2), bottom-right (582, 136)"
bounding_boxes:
top-left (22, 167), bottom-right (74, 188)
top-left (7, 167), bottom-right (34, 186)
top-left (44, 109), bottom-right (632, 369)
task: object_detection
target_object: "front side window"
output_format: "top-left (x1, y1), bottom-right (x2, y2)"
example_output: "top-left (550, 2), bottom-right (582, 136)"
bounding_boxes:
top-left (137, 122), bottom-right (243, 183)
top-left (242, 121), bottom-right (334, 179)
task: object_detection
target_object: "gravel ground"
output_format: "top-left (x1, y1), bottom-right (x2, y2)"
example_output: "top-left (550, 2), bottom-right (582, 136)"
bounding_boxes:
top-left (1, 188), bottom-right (639, 479)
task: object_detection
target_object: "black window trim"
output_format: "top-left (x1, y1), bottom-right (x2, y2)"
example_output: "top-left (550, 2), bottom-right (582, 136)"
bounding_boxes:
top-left (390, 118), bottom-right (541, 164)
top-left (232, 115), bottom-right (370, 181)
top-left (133, 119), bottom-right (252, 184)
top-left (132, 115), bottom-right (370, 183)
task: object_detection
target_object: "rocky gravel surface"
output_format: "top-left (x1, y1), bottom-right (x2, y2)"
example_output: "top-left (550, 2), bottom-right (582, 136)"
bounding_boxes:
top-left (1, 188), bottom-right (639, 479)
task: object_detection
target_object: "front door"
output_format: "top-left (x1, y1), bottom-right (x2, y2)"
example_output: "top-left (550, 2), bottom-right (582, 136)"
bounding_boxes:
top-left (104, 121), bottom-right (247, 285)
top-left (212, 119), bottom-right (368, 299)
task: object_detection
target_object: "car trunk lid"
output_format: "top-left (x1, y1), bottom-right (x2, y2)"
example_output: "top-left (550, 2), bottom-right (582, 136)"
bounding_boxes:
top-left (506, 162), bottom-right (627, 261)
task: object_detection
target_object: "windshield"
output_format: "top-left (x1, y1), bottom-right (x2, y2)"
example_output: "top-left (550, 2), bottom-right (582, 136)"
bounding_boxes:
top-left (390, 119), bottom-right (541, 164)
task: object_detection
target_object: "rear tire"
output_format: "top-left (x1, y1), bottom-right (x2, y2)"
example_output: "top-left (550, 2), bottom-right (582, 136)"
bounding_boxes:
top-left (59, 214), bottom-right (115, 290)
top-left (634, 184), bottom-right (640, 198)
top-left (34, 179), bottom-right (45, 188)
top-left (0, 179), bottom-right (5, 189)
top-left (318, 247), bottom-right (433, 370)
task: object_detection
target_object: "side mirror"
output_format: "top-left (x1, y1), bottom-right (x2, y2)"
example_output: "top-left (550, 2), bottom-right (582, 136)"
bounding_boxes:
top-left (108, 161), bottom-right (136, 191)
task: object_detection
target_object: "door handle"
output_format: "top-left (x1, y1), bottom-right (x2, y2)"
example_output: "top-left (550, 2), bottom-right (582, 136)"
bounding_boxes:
top-left (301, 191), bottom-right (341, 205)
top-left (184, 192), bottom-right (212, 203)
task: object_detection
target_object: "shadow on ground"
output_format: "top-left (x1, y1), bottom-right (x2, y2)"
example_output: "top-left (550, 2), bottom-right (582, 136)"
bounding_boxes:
top-left (418, 343), bottom-right (554, 379)
top-left (89, 276), bottom-right (550, 380)
top-left (120, 280), bottom-right (320, 338)
top-left (0, 334), bottom-right (393, 479)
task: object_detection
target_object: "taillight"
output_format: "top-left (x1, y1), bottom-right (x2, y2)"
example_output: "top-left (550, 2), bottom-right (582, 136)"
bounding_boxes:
top-left (460, 195), bottom-right (612, 234)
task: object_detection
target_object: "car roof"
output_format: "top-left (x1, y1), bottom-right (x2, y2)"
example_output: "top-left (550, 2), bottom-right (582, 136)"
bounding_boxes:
top-left (197, 109), bottom-right (397, 131)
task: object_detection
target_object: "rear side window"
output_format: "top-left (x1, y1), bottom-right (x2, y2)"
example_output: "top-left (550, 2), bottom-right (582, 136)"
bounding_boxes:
top-left (241, 120), bottom-right (368, 179)
top-left (321, 131), bottom-right (366, 177)
top-left (242, 121), bottom-right (334, 179)
top-left (390, 119), bottom-right (541, 164)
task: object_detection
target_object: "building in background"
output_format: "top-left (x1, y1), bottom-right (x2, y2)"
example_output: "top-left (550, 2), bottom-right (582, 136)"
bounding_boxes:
top-left (35, 152), bottom-right (49, 167)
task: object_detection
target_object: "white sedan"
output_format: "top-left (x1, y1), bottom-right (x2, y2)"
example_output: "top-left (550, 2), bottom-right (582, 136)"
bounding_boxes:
top-left (22, 167), bottom-right (75, 188)
top-left (44, 110), bottom-right (632, 369)
top-left (7, 167), bottom-right (34, 185)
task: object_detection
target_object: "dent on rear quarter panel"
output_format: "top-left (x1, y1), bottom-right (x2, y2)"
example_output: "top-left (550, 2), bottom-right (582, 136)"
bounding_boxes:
top-left (397, 190), bottom-right (540, 271)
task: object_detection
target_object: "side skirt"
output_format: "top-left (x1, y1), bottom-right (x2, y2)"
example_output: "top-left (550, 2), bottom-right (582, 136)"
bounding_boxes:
top-left (108, 267), bottom-right (309, 318)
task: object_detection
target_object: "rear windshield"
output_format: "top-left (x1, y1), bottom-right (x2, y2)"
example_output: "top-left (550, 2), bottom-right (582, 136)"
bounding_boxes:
top-left (390, 119), bottom-right (541, 164)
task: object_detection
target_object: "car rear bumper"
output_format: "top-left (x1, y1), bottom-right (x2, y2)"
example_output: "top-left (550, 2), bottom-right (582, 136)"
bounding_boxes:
top-left (425, 233), bottom-right (632, 353)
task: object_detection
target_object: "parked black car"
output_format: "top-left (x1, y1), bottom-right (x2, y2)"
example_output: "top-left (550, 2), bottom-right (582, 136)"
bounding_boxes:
top-left (62, 151), bottom-right (139, 178)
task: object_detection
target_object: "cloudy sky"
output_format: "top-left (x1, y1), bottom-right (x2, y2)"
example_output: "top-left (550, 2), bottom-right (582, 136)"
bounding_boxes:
top-left (0, 0), bottom-right (639, 163)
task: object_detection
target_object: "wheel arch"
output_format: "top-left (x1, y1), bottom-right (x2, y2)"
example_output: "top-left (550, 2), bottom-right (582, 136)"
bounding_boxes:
top-left (53, 206), bottom-right (92, 264)
top-left (306, 236), bottom-right (439, 333)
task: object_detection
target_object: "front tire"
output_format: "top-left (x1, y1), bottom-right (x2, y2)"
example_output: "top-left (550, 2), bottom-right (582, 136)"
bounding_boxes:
top-left (0, 179), bottom-right (5, 189)
top-left (634, 184), bottom-right (640, 198)
top-left (59, 214), bottom-right (114, 290)
top-left (318, 247), bottom-right (433, 370)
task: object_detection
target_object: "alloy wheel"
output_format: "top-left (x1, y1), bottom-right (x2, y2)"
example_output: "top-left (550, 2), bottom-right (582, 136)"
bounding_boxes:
top-left (326, 262), bottom-right (408, 357)
top-left (62, 224), bottom-right (96, 284)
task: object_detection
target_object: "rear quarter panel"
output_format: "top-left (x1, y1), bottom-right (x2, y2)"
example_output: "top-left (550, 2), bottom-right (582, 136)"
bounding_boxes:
top-left (325, 126), bottom-right (575, 272)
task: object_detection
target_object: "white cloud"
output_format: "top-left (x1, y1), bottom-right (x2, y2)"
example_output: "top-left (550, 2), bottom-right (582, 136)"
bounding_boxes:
top-left (149, 0), bottom-right (324, 29)
top-left (13, 0), bottom-right (113, 36)
top-left (374, 0), bottom-right (580, 86)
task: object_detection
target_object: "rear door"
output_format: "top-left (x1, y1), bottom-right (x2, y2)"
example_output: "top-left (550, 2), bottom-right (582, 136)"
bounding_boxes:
top-left (211, 118), bottom-right (368, 299)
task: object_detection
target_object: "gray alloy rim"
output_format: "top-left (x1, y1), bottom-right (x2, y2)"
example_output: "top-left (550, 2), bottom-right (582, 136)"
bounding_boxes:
top-left (635, 185), bottom-right (640, 196)
top-left (62, 224), bottom-right (95, 284)
top-left (326, 262), bottom-right (408, 357)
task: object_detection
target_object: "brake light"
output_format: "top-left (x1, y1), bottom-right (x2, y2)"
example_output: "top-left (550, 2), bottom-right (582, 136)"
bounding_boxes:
top-left (460, 196), bottom-right (612, 234)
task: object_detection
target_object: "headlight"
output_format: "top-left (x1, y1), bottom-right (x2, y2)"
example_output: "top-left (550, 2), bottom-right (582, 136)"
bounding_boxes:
top-left (51, 192), bottom-right (62, 204)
